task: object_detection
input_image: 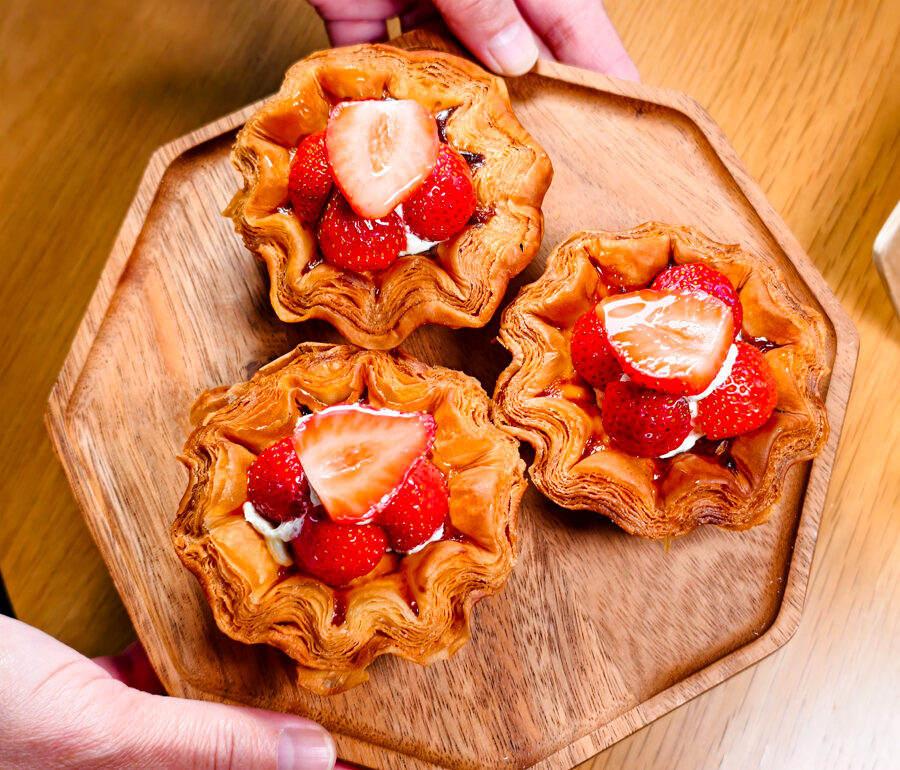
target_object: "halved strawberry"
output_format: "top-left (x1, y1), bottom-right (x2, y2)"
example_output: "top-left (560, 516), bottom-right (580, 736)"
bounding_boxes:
top-left (292, 404), bottom-right (436, 524)
top-left (651, 263), bottom-right (743, 336)
top-left (570, 306), bottom-right (622, 389)
top-left (325, 99), bottom-right (439, 219)
top-left (697, 341), bottom-right (777, 439)
top-left (287, 130), bottom-right (332, 224)
top-left (246, 437), bottom-right (311, 522)
top-left (601, 380), bottom-right (692, 457)
top-left (598, 289), bottom-right (734, 396)
top-left (316, 193), bottom-right (405, 272)
top-left (291, 517), bottom-right (387, 586)
top-left (378, 458), bottom-right (449, 553)
top-left (402, 144), bottom-right (476, 241)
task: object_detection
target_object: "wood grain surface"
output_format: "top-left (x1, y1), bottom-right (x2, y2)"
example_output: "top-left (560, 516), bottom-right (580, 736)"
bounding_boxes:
top-left (3, 0), bottom-right (899, 768)
top-left (42, 27), bottom-right (856, 766)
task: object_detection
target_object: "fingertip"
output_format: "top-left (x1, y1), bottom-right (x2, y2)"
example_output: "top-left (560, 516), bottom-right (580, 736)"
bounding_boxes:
top-left (325, 19), bottom-right (390, 46)
top-left (485, 21), bottom-right (540, 76)
top-left (277, 723), bottom-right (336, 770)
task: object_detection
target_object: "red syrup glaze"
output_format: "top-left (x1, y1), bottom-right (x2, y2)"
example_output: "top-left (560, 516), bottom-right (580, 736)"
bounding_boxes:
top-left (397, 579), bottom-right (420, 618)
top-left (435, 107), bottom-right (456, 143)
top-left (276, 564), bottom-right (299, 583)
top-left (537, 377), bottom-right (607, 462)
top-left (690, 436), bottom-right (739, 472)
top-left (443, 522), bottom-right (476, 547)
top-left (459, 150), bottom-right (485, 172)
top-left (470, 204), bottom-right (495, 227)
top-left (301, 252), bottom-right (326, 275)
top-left (331, 589), bottom-right (349, 626)
top-left (744, 334), bottom-right (778, 353)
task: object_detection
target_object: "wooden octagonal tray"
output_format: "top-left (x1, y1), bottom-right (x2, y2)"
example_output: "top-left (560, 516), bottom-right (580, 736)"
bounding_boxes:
top-left (46, 32), bottom-right (857, 770)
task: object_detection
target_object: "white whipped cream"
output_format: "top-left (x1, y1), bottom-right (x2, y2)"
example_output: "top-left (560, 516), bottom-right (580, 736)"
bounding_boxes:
top-left (395, 204), bottom-right (440, 255)
top-left (686, 342), bottom-right (738, 403)
top-left (243, 501), bottom-right (304, 566)
top-left (658, 342), bottom-right (738, 457)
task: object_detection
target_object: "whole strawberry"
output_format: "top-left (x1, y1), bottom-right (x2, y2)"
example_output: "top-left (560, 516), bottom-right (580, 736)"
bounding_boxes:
top-left (570, 306), bottom-right (622, 389)
top-left (601, 380), bottom-right (692, 457)
top-left (378, 458), bottom-right (449, 553)
top-left (697, 341), bottom-right (777, 439)
top-left (246, 437), bottom-right (311, 522)
top-left (292, 517), bottom-right (387, 586)
top-left (402, 144), bottom-right (477, 241)
top-left (287, 130), bottom-right (332, 224)
top-left (317, 193), bottom-right (405, 272)
top-left (651, 263), bottom-right (743, 336)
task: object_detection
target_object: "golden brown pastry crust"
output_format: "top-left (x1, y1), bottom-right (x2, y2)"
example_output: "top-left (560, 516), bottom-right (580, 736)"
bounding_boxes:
top-left (173, 344), bottom-right (524, 694)
top-left (493, 224), bottom-right (830, 539)
top-left (225, 44), bottom-right (552, 350)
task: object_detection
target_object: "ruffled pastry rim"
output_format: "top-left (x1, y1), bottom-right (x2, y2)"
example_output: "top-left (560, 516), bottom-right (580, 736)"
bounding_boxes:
top-left (173, 344), bottom-right (524, 694)
top-left (225, 44), bottom-right (552, 350)
top-left (493, 223), bottom-right (831, 539)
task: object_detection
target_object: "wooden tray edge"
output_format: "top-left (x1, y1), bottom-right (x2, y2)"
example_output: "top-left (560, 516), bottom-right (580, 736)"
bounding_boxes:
top-left (44, 40), bottom-right (861, 770)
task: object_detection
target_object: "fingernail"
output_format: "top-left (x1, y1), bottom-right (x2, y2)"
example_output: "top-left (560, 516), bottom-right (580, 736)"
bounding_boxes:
top-left (486, 22), bottom-right (539, 76)
top-left (277, 724), bottom-right (336, 770)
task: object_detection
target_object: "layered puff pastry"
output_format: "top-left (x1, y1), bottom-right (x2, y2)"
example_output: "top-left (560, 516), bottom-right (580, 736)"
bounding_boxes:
top-left (226, 44), bottom-right (552, 350)
top-left (493, 224), bottom-right (830, 539)
top-left (173, 344), bottom-right (524, 694)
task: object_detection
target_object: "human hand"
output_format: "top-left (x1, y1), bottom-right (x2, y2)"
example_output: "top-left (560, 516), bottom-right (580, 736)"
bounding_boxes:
top-left (0, 615), bottom-right (337, 769)
top-left (308, 0), bottom-right (639, 80)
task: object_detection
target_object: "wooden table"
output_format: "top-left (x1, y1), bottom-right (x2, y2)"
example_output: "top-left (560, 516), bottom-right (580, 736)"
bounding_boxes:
top-left (2, 0), bottom-right (898, 767)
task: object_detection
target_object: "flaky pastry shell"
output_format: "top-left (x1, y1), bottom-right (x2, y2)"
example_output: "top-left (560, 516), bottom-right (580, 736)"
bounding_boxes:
top-left (173, 344), bottom-right (524, 694)
top-left (493, 224), bottom-right (830, 539)
top-left (225, 44), bottom-right (552, 350)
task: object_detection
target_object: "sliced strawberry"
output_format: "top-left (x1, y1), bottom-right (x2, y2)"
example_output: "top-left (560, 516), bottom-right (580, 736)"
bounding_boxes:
top-left (402, 144), bottom-right (476, 241)
top-left (598, 289), bottom-right (734, 396)
top-left (601, 380), bottom-right (692, 457)
top-left (651, 263), bottom-right (743, 335)
top-left (697, 341), bottom-right (777, 439)
top-left (287, 130), bottom-right (332, 224)
top-left (291, 517), bottom-right (387, 586)
top-left (292, 404), bottom-right (436, 524)
top-left (325, 99), bottom-right (439, 219)
top-left (316, 192), bottom-right (405, 272)
top-left (378, 458), bottom-right (449, 553)
top-left (570, 306), bottom-right (623, 389)
top-left (246, 437), bottom-right (311, 522)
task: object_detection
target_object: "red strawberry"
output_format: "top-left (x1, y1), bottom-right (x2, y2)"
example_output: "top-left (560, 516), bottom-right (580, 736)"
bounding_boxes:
top-left (292, 517), bottom-right (387, 586)
top-left (651, 263), bottom-right (743, 335)
top-left (570, 306), bottom-right (623, 389)
top-left (601, 380), bottom-right (692, 457)
top-left (293, 404), bottom-right (436, 524)
top-left (378, 458), bottom-right (449, 553)
top-left (402, 144), bottom-right (477, 241)
top-left (287, 130), bottom-right (332, 223)
top-left (697, 341), bottom-right (777, 439)
top-left (325, 99), bottom-right (439, 219)
top-left (316, 193), bottom-right (405, 272)
top-left (246, 437), bottom-right (311, 522)
top-left (598, 289), bottom-right (734, 396)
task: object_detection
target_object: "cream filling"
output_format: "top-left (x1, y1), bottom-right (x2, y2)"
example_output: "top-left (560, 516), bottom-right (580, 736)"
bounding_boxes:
top-left (243, 501), bottom-right (304, 566)
top-left (395, 204), bottom-right (440, 255)
top-left (654, 342), bottom-right (739, 459)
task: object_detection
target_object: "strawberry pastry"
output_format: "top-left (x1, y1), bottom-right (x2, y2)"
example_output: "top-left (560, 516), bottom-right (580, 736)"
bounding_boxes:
top-left (173, 344), bottom-right (524, 693)
top-left (494, 224), bottom-right (830, 539)
top-left (226, 44), bottom-right (551, 349)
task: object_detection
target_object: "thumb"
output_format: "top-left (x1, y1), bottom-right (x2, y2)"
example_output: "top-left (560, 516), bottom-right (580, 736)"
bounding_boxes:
top-left (432, 0), bottom-right (539, 76)
top-left (0, 616), bottom-right (336, 769)
top-left (112, 689), bottom-right (337, 770)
